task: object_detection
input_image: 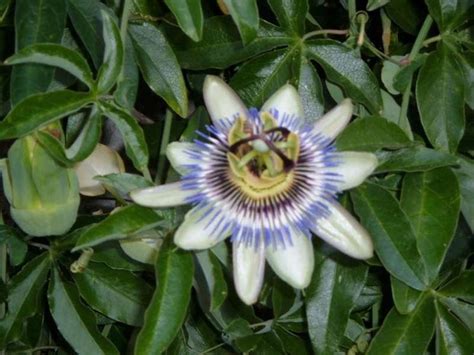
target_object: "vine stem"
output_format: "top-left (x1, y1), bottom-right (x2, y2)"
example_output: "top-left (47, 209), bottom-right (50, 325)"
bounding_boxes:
top-left (120, 0), bottom-right (133, 40)
top-left (302, 29), bottom-right (349, 41)
top-left (155, 110), bottom-right (173, 184)
top-left (423, 35), bottom-right (442, 47)
top-left (398, 15), bottom-right (434, 140)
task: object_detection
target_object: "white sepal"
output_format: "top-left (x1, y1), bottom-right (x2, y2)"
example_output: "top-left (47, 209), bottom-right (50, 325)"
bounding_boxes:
top-left (166, 142), bottom-right (198, 176)
top-left (330, 151), bottom-right (378, 191)
top-left (174, 207), bottom-right (230, 250)
top-left (203, 75), bottom-right (248, 128)
top-left (313, 98), bottom-right (353, 139)
top-left (312, 202), bottom-right (374, 260)
top-left (261, 84), bottom-right (304, 125)
top-left (233, 242), bottom-right (265, 305)
top-left (265, 230), bottom-right (314, 289)
top-left (130, 182), bottom-right (193, 208)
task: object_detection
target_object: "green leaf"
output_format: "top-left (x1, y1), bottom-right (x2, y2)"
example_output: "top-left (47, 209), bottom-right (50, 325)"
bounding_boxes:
top-left (0, 253), bottom-right (50, 346)
top-left (230, 47), bottom-right (299, 108)
top-left (164, 0), bottom-right (203, 41)
top-left (366, 295), bottom-right (435, 354)
top-left (435, 299), bottom-right (474, 355)
top-left (96, 10), bottom-right (123, 94)
top-left (48, 267), bottom-right (119, 355)
top-left (439, 297), bottom-right (474, 332)
top-left (306, 246), bottom-right (368, 355)
top-left (129, 22), bottom-right (188, 117)
top-left (73, 262), bottom-right (153, 326)
top-left (298, 59), bottom-right (325, 120)
top-left (66, 0), bottom-right (104, 68)
top-left (164, 16), bottom-right (292, 70)
top-left (426, 0), bottom-right (474, 31)
top-left (135, 237), bottom-right (194, 354)
top-left (305, 40), bottom-right (382, 113)
top-left (0, 90), bottom-right (94, 140)
top-left (35, 131), bottom-right (75, 167)
top-left (439, 270), bottom-right (474, 303)
top-left (376, 146), bottom-right (458, 173)
top-left (384, 0), bottom-right (423, 35)
top-left (0, 225), bottom-right (27, 266)
top-left (195, 250), bottom-right (228, 311)
top-left (459, 51), bottom-right (474, 109)
top-left (336, 116), bottom-right (412, 152)
top-left (416, 44), bottom-right (465, 153)
top-left (223, 0), bottom-right (259, 44)
top-left (400, 168), bottom-right (460, 283)
top-left (454, 156), bottom-right (474, 232)
top-left (99, 100), bottom-right (149, 172)
top-left (393, 54), bottom-right (427, 93)
top-left (268, 0), bottom-right (308, 36)
top-left (5, 44), bottom-right (94, 89)
top-left (391, 276), bottom-right (422, 314)
top-left (95, 172), bottom-right (153, 195)
top-left (367, 0), bottom-right (390, 11)
top-left (73, 204), bottom-right (164, 251)
top-left (65, 106), bottom-right (102, 162)
top-left (351, 183), bottom-right (427, 290)
top-left (114, 34), bottom-right (139, 110)
top-left (11, 0), bottom-right (66, 105)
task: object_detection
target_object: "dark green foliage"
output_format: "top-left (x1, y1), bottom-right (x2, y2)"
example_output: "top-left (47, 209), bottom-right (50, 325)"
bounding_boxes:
top-left (0, 0), bottom-right (472, 353)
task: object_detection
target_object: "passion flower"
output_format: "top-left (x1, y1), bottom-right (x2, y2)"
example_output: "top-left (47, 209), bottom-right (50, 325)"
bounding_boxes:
top-left (131, 75), bottom-right (377, 304)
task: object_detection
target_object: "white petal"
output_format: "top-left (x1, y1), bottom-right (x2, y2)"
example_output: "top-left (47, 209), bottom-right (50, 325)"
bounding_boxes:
top-left (261, 84), bottom-right (304, 123)
top-left (265, 230), bottom-right (314, 289)
top-left (312, 202), bottom-right (373, 259)
top-left (233, 242), bottom-right (265, 305)
top-left (166, 142), bottom-right (198, 175)
top-left (75, 144), bottom-right (125, 196)
top-left (174, 207), bottom-right (230, 250)
top-left (330, 152), bottom-right (378, 191)
top-left (313, 98), bottom-right (353, 139)
top-left (130, 182), bottom-right (193, 208)
top-left (203, 75), bottom-right (248, 127)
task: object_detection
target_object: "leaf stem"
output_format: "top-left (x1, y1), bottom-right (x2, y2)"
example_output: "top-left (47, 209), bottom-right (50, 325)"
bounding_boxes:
top-left (422, 35), bottom-right (442, 47)
top-left (348, 0), bottom-right (357, 20)
top-left (155, 109), bottom-right (173, 184)
top-left (120, 0), bottom-right (133, 40)
top-left (302, 29), bottom-right (349, 41)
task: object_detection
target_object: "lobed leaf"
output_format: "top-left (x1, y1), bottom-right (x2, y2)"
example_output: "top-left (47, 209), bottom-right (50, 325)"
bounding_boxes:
top-left (0, 90), bottom-right (95, 140)
top-left (416, 43), bottom-right (465, 153)
top-left (305, 40), bottom-right (382, 114)
top-left (73, 262), bottom-right (153, 326)
top-left (73, 204), bottom-right (164, 251)
top-left (129, 22), bottom-right (188, 117)
top-left (352, 183), bottom-right (427, 290)
top-left (306, 246), bottom-right (368, 354)
top-left (223, 0), bottom-right (259, 44)
top-left (400, 168), bottom-right (460, 283)
top-left (134, 237), bottom-right (194, 353)
top-left (11, 0), bottom-right (66, 105)
top-left (336, 116), bottom-right (412, 152)
top-left (99, 100), bottom-right (149, 173)
top-left (48, 267), bottom-right (119, 355)
top-left (164, 0), bottom-right (203, 42)
top-left (6, 43), bottom-right (94, 88)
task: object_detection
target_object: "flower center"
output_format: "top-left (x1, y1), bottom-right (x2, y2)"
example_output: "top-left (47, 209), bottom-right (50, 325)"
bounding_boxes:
top-left (226, 112), bottom-right (300, 199)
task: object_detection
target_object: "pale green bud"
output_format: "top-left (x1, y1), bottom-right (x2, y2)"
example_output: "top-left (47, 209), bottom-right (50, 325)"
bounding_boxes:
top-left (2, 135), bottom-right (80, 236)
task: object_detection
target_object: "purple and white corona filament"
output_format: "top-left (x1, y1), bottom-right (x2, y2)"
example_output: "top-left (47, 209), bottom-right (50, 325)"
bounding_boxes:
top-left (131, 76), bottom-right (377, 305)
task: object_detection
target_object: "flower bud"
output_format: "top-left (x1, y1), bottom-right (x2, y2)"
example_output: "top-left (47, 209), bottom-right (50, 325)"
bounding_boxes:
top-left (2, 135), bottom-right (80, 236)
top-left (74, 143), bottom-right (125, 196)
